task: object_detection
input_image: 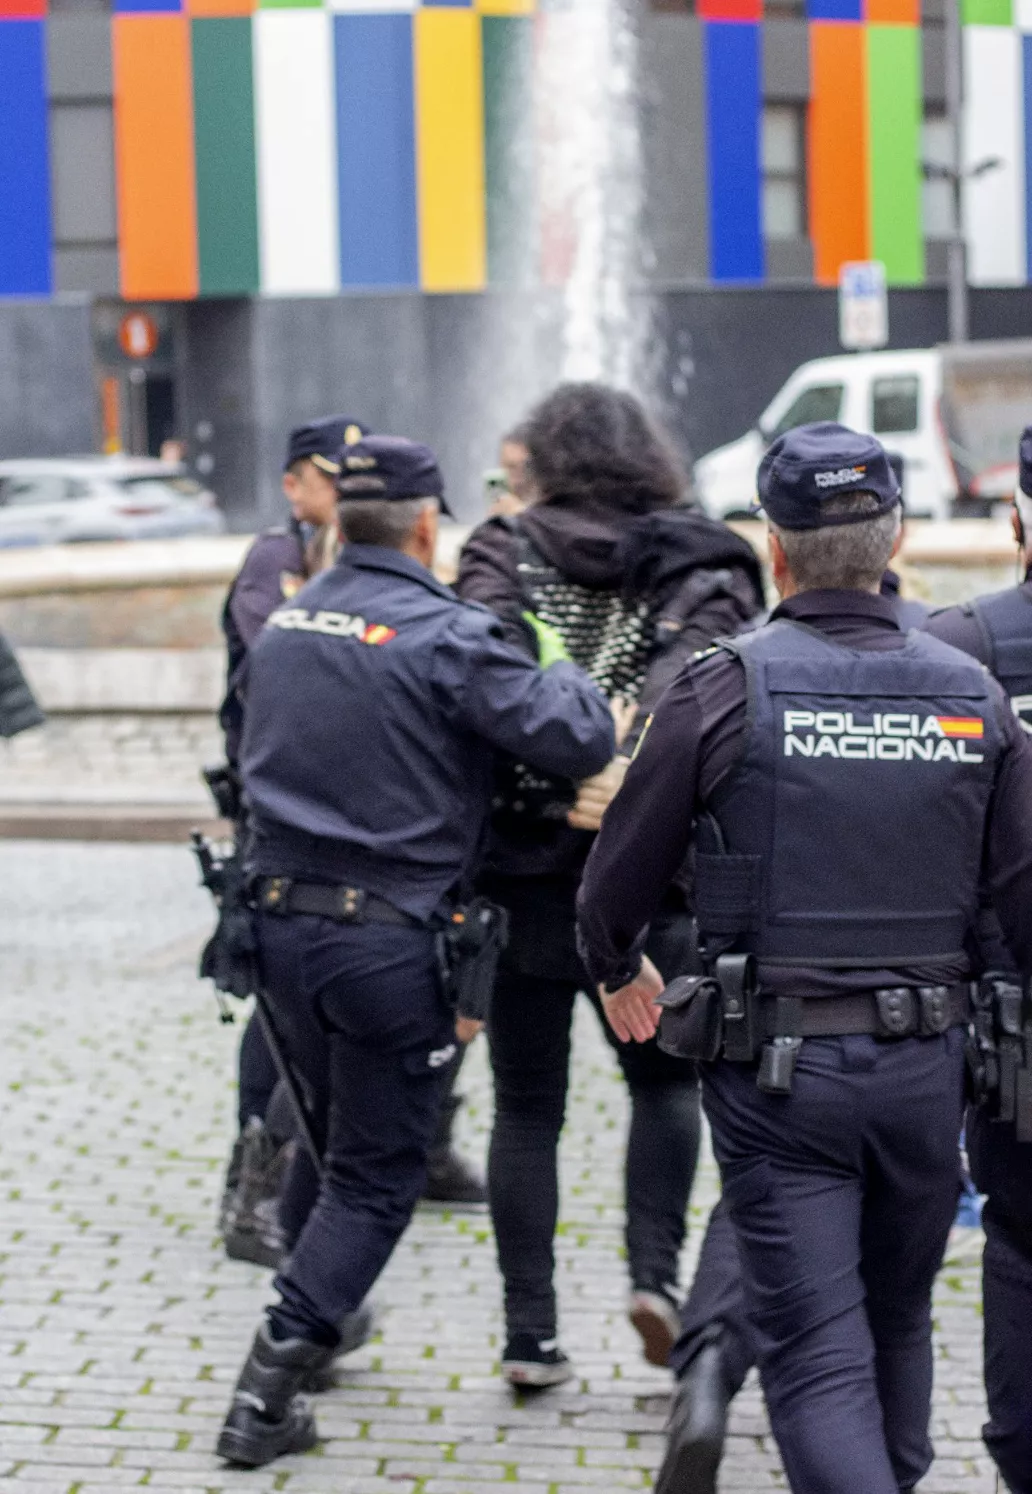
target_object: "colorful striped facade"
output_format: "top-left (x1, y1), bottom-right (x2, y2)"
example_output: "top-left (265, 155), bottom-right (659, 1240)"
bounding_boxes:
top-left (3, 1), bottom-right (1032, 298)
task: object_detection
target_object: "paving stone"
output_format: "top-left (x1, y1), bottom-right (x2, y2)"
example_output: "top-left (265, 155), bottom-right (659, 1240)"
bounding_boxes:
top-left (0, 844), bottom-right (996, 1493)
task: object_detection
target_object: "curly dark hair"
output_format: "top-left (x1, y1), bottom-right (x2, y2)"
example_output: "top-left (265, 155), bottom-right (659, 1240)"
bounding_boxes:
top-left (522, 383), bottom-right (685, 513)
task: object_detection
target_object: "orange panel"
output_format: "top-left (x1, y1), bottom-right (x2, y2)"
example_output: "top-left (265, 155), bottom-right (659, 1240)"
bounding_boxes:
top-left (865, 0), bottom-right (919, 22)
top-left (188, 0), bottom-right (253, 16)
top-left (113, 14), bottom-right (198, 299)
top-left (808, 21), bottom-right (870, 286)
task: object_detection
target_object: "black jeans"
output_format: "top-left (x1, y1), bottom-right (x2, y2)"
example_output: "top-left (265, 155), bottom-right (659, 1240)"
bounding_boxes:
top-left (256, 910), bottom-right (454, 1345)
top-left (484, 875), bottom-right (701, 1339)
top-left (704, 1031), bottom-right (966, 1494)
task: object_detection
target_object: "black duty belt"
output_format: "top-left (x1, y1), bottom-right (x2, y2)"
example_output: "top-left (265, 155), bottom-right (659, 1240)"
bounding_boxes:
top-left (764, 983), bottom-right (971, 1041)
top-left (254, 877), bottom-right (424, 929)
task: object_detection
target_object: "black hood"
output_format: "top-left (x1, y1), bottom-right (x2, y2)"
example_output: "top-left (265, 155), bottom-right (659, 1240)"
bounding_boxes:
top-left (520, 498), bottom-right (764, 602)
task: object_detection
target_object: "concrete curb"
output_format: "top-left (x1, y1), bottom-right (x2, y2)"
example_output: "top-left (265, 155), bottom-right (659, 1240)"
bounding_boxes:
top-left (0, 804), bottom-right (229, 842)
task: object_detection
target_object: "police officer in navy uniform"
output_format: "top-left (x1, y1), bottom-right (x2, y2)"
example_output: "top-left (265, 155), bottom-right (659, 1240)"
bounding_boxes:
top-left (924, 425), bottom-right (1032, 1494)
top-left (576, 423), bottom-right (1032, 1494)
top-left (216, 435), bottom-right (615, 1468)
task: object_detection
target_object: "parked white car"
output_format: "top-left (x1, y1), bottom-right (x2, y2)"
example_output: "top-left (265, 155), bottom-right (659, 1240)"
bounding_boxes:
top-left (0, 457), bottom-right (225, 547)
top-left (695, 341), bottom-right (1032, 522)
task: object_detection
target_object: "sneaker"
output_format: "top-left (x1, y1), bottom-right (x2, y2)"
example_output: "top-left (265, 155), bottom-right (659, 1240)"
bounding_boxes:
top-left (629, 1289), bottom-right (681, 1369)
top-left (501, 1333), bottom-right (574, 1389)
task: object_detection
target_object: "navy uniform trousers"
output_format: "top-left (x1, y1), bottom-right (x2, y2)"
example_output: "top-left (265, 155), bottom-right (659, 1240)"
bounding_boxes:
top-left (255, 908), bottom-right (454, 1345)
top-left (699, 1030), bottom-right (966, 1494)
top-left (967, 1104), bottom-right (1032, 1494)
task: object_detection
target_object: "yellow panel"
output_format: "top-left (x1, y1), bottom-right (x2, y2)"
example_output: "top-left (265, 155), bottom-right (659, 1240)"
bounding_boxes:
top-left (414, 9), bottom-right (487, 292)
top-left (477, 0), bottom-right (535, 14)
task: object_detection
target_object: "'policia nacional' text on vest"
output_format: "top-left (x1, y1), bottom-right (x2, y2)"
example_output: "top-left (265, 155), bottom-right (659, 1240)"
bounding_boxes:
top-left (693, 620), bottom-right (1003, 980)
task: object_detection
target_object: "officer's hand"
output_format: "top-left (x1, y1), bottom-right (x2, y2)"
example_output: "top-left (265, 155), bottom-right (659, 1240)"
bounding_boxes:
top-left (567, 756), bottom-right (630, 831)
top-left (455, 1016), bottom-right (484, 1044)
top-left (599, 956), bottom-right (664, 1044)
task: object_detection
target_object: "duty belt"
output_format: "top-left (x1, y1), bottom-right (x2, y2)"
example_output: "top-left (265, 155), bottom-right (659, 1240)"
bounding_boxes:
top-left (254, 877), bottom-right (424, 929)
top-left (762, 983), bottom-right (972, 1041)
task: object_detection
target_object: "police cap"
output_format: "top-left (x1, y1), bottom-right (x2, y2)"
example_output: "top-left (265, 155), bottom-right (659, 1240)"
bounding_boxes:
top-left (337, 434), bottom-right (453, 516)
top-left (757, 422), bottom-right (901, 531)
top-left (1019, 425), bottom-right (1032, 497)
top-left (285, 416), bottom-right (368, 474)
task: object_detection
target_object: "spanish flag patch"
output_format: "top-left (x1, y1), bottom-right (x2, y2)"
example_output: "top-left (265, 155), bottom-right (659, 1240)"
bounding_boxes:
top-left (936, 717), bottom-right (984, 739)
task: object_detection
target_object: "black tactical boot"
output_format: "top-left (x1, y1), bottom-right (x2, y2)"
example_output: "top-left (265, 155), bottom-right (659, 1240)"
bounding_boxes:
top-left (422, 1094), bottom-right (486, 1206)
top-left (217, 1322), bottom-right (326, 1467)
top-left (223, 1118), bottom-right (296, 1267)
top-left (304, 1298), bottom-right (379, 1391)
top-left (653, 1340), bottom-right (732, 1494)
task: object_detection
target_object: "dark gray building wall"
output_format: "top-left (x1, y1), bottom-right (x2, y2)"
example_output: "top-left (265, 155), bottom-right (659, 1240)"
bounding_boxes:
top-left (641, 17), bottom-right (709, 283)
top-left (181, 299), bottom-right (258, 530)
top-left (0, 301), bottom-right (95, 458)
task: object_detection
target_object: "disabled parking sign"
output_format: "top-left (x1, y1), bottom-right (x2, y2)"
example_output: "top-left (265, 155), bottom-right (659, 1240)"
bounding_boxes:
top-left (839, 261), bottom-right (888, 351)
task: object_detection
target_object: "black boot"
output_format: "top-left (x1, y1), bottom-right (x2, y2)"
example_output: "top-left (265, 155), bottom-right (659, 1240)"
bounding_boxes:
top-left (217, 1322), bottom-right (325, 1467)
top-left (422, 1094), bottom-right (486, 1206)
top-left (223, 1118), bottom-right (295, 1267)
top-left (304, 1298), bottom-right (379, 1391)
top-left (653, 1340), bottom-right (732, 1494)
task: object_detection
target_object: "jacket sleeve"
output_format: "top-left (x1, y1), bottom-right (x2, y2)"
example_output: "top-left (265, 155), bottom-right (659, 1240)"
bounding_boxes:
top-left (432, 609), bottom-right (615, 781)
top-left (0, 633), bottom-right (45, 739)
top-left (984, 705), bottom-right (1032, 977)
top-left (454, 519), bottom-right (536, 654)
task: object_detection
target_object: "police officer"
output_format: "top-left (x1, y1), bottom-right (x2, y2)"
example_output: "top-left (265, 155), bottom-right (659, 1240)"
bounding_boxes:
top-left (924, 426), bottom-right (1032, 1494)
top-left (576, 422), bottom-right (1032, 1494)
top-left (216, 434), bottom-right (615, 1467)
top-left (219, 416), bottom-right (487, 1265)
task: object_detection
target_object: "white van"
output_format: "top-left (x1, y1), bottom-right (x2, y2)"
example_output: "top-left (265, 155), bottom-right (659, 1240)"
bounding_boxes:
top-left (694, 341), bottom-right (1032, 522)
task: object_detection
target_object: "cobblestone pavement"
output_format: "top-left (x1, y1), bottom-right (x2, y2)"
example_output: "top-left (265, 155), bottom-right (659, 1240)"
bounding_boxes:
top-left (0, 845), bottom-right (996, 1493)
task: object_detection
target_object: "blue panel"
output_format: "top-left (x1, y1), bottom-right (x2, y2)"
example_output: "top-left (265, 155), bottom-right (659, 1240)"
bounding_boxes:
top-left (1025, 35), bottom-right (1032, 283)
top-left (807, 0), bottom-right (862, 18)
top-left (0, 21), bottom-right (52, 296)
top-left (705, 21), bottom-right (764, 283)
top-left (114, 0), bottom-right (182, 12)
top-left (334, 14), bottom-right (419, 289)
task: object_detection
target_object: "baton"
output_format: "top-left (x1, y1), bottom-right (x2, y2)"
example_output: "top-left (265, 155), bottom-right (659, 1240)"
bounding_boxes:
top-left (251, 989), bottom-right (322, 1169)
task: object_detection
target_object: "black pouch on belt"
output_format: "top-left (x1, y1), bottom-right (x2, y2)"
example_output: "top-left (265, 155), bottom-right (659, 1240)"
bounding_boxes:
top-left (656, 975), bottom-right (724, 1062)
top-left (438, 897), bottom-right (510, 1023)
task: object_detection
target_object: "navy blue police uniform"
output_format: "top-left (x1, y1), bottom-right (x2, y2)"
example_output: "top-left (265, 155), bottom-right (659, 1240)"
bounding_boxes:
top-left (923, 424), bottom-right (1032, 1494)
top-left (217, 435), bottom-right (615, 1468)
top-left (576, 424), bottom-right (1032, 1494)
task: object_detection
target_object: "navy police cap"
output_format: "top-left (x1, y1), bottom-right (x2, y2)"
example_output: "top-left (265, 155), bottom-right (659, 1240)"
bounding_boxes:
top-left (285, 415), bottom-right (368, 474)
top-left (1019, 425), bottom-right (1032, 497)
top-left (757, 421), bottom-right (901, 530)
top-left (337, 434), bottom-right (452, 516)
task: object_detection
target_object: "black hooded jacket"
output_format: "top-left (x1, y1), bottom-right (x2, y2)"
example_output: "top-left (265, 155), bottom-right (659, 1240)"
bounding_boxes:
top-left (456, 499), bottom-right (765, 879)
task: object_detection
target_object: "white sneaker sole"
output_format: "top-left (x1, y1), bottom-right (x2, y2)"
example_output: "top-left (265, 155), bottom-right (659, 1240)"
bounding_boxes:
top-left (501, 1358), bottom-right (575, 1388)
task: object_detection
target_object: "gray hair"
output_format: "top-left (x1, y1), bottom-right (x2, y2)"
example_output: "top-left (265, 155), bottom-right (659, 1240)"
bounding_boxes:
top-left (337, 495), bottom-right (437, 548)
top-left (771, 491), bottom-right (901, 593)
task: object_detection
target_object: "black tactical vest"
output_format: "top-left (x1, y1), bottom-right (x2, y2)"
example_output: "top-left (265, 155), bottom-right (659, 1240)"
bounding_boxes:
top-left (694, 620), bottom-right (1002, 978)
top-left (969, 581), bottom-right (1032, 735)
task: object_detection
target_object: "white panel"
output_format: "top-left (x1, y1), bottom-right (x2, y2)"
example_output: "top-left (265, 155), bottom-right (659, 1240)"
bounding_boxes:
top-left (329, 0), bottom-right (414, 12)
top-left (1016, 0), bottom-right (1032, 33)
top-left (254, 11), bottom-right (340, 295)
top-left (962, 26), bottom-right (1026, 287)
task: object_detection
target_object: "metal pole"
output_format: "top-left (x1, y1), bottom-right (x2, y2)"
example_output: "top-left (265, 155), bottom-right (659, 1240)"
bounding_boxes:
top-left (944, 0), bottom-right (968, 343)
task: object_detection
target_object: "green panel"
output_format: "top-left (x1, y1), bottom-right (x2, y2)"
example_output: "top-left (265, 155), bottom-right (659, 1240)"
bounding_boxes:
top-left (961, 0), bottom-right (1012, 24)
top-left (482, 16), bottom-right (536, 287)
top-left (260, 0), bottom-right (322, 10)
top-left (192, 18), bottom-right (260, 295)
top-left (868, 25), bottom-right (923, 286)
